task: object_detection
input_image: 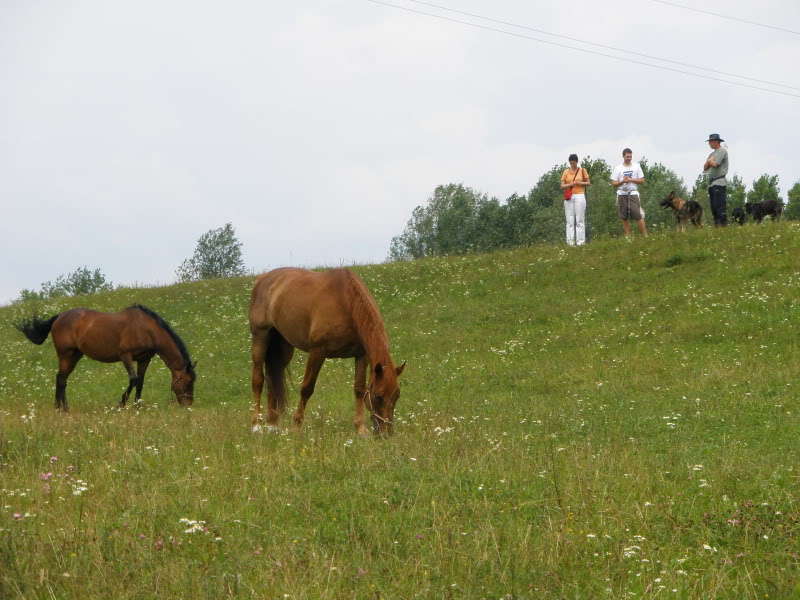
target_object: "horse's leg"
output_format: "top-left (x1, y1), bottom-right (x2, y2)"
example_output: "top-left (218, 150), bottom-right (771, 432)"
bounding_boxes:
top-left (119, 354), bottom-right (137, 407)
top-left (353, 355), bottom-right (369, 436)
top-left (134, 357), bottom-right (152, 406)
top-left (250, 330), bottom-right (269, 431)
top-left (294, 350), bottom-right (325, 428)
top-left (55, 350), bottom-right (82, 412)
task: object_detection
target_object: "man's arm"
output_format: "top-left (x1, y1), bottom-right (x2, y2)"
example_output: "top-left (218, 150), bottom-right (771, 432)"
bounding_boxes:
top-left (629, 165), bottom-right (645, 184)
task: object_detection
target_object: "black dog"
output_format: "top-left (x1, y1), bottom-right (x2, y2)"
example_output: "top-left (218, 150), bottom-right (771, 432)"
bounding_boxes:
top-left (731, 206), bottom-right (745, 225)
top-left (745, 199), bottom-right (783, 224)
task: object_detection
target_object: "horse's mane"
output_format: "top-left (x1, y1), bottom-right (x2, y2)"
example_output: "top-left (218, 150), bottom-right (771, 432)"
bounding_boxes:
top-left (128, 304), bottom-right (194, 374)
top-left (345, 270), bottom-right (393, 369)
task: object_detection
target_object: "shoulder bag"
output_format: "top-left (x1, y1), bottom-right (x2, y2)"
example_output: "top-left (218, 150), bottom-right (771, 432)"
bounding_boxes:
top-left (563, 168), bottom-right (582, 201)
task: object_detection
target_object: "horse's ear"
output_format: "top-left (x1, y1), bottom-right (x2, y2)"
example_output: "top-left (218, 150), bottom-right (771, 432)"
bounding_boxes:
top-left (395, 361), bottom-right (406, 377)
top-left (374, 363), bottom-right (384, 378)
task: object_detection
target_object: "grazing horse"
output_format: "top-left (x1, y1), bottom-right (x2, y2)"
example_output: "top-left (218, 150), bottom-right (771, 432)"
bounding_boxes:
top-left (14, 305), bottom-right (196, 411)
top-left (248, 267), bottom-right (405, 435)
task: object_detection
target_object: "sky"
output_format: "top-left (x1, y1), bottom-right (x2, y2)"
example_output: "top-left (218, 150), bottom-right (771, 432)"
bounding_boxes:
top-left (2, 0), bottom-right (799, 304)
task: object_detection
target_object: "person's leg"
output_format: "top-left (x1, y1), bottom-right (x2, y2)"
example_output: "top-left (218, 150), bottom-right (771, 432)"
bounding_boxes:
top-left (708, 187), bottom-right (718, 224)
top-left (564, 200), bottom-right (576, 245)
top-left (716, 186), bottom-right (728, 226)
top-left (573, 194), bottom-right (586, 245)
top-left (617, 194), bottom-right (631, 236)
top-left (628, 196), bottom-right (646, 236)
top-left (709, 186), bottom-right (728, 226)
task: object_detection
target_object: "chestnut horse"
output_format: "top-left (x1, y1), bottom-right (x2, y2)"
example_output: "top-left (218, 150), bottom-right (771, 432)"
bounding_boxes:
top-left (14, 305), bottom-right (196, 411)
top-left (248, 267), bottom-right (405, 435)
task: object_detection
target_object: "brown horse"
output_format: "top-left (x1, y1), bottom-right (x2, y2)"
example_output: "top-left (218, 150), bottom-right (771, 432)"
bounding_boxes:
top-left (14, 305), bottom-right (196, 411)
top-left (248, 267), bottom-right (405, 435)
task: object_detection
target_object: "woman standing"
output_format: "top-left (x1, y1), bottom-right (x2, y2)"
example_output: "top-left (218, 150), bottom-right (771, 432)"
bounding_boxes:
top-left (560, 154), bottom-right (591, 246)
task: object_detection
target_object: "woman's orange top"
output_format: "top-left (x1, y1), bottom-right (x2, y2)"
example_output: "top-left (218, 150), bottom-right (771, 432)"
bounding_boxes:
top-left (561, 168), bottom-right (590, 196)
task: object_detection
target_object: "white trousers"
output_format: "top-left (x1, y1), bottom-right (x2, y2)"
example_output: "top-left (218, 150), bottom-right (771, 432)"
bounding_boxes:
top-left (564, 193), bottom-right (586, 246)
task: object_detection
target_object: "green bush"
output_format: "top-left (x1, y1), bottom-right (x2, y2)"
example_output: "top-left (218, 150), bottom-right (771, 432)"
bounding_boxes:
top-left (17, 266), bottom-right (113, 302)
top-left (175, 223), bottom-right (246, 282)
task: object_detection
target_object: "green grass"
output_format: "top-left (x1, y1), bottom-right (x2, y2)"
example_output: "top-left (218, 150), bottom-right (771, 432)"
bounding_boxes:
top-left (2, 224), bottom-right (800, 599)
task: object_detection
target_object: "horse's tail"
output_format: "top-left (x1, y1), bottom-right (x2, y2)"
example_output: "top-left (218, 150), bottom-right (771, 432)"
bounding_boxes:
top-left (265, 333), bottom-right (291, 413)
top-left (14, 314), bottom-right (59, 345)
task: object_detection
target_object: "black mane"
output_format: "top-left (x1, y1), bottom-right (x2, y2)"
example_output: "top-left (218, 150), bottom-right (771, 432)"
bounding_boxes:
top-left (128, 304), bottom-right (194, 374)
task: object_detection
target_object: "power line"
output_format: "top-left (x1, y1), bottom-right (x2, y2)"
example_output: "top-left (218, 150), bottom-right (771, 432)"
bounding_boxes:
top-left (650, 0), bottom-right (800, 36)
top-left (406, 0), bottom-right (800, 92)
top-left (366, 0), bottom-right (800, 99)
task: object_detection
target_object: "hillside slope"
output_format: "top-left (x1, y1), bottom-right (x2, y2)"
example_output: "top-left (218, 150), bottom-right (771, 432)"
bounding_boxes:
top-left (1, 224), bottom-right (799, 599)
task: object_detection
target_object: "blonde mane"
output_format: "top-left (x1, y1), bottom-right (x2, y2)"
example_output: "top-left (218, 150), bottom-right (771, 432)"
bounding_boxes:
top-left (345, 270), bottom-right (393, 369)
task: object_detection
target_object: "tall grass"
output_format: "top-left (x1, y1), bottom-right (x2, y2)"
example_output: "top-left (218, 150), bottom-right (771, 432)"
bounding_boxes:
top-left (1, 224), bottom-right (799, 599)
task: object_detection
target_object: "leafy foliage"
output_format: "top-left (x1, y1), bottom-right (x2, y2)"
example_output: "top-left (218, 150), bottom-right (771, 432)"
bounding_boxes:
top-left (389, 157), bottom-right (692, 259)
top-left (175, 223), bottom-right (246, 282)
top-left (388, 185), bottom-right (505, 260)
top-left (747, 174), bottom-right (782, 205)
top-left (727, 174), bottom-right (747, 212)
top-left (17, 266), bottom-right (113, 302)
top-left (785, 180), bottom-right (800, 220)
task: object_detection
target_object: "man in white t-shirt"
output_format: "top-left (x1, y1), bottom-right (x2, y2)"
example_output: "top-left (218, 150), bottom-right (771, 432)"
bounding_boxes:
top-left (611, 148), bottom-right (647, 237)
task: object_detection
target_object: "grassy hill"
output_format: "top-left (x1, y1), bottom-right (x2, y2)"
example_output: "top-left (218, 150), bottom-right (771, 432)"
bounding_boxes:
top-left (1, 224), bottom-right (799, 599)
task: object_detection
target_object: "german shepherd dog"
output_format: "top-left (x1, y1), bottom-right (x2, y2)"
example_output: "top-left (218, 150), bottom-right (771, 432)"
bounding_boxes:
top-left (745, 199), bottom-right (783, 223)
top-left (660, 191), bottom-right (703, 231)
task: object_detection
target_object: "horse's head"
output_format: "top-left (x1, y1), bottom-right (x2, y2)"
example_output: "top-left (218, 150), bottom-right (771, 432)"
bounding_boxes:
top-left (367, 361), bottom-right (406, 435)
top-left (171, 361), bottom-right (196, 406)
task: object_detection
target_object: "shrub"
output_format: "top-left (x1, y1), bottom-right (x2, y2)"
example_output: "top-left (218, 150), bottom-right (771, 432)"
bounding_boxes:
top-left (176, 223), bottom-right (246, 282)
top-left (16, 267), bottom-right (113, 302)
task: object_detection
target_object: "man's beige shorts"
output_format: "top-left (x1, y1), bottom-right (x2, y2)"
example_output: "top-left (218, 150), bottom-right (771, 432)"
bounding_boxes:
top-left (617, 193), bottom-right (643, 221)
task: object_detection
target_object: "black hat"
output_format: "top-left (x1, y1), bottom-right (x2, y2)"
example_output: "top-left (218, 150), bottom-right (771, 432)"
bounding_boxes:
top-left (706, 133), bottom-right (724, 142)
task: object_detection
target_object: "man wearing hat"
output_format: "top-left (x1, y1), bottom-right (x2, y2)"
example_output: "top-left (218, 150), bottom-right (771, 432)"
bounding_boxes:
top-left (704, 133), bottom-right (729, 226)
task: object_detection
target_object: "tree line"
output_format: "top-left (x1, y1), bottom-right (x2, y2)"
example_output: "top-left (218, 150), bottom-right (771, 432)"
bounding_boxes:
top-left (15, 223), bottom-right (246, 303)
top-left (388, 158), bottom-right (800, 261)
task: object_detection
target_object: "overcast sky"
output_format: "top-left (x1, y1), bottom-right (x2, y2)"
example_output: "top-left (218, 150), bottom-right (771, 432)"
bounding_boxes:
top-left (2, 0), bottom-right (799, 304)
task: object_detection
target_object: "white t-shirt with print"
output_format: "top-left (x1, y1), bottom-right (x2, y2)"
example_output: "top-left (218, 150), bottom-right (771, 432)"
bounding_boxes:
top-left (612, 162), bottom-right (644, 195)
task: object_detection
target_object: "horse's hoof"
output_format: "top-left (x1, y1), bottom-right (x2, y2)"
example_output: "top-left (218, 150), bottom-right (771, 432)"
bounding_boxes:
top-left (251, 424), bottom-right (262, 433)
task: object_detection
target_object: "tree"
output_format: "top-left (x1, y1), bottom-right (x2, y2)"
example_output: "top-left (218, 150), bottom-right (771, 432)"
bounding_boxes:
top-left (513, 164), bottom-right (565, 246)
top-left (689, 173), bottom-right (708, 206)
top-left (727, 174), bottom-right (746, 212)
top-left (388, 184), bottom-right (500, 260)
top-left (579, 157), bottom-right (615, 240)
top-left (785, 180), bottom-right (800, 220)
top-left (176, 223), bottom-right (246, 282)
top-left (16, 266), bottom-right (113, 302)
top-left (747, 174), bottom-right (781, 205)
top-left (638, 159), bottom-right (689, 229)
top-left (388, 156), bottom-right (698, 259)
